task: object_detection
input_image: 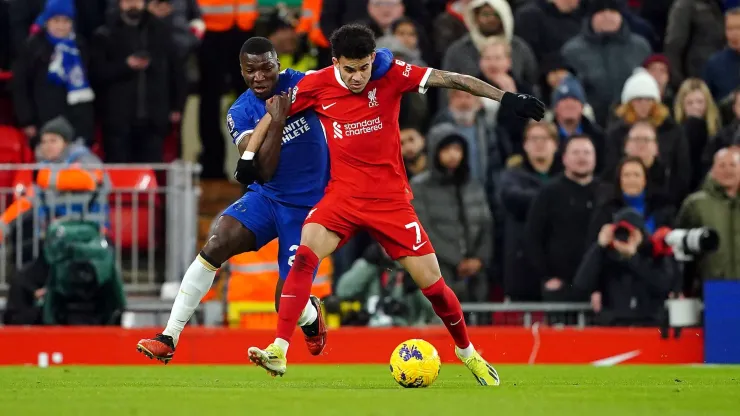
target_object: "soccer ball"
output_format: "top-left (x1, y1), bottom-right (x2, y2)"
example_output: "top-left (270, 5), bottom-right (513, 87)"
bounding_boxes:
top-left (389, 339), bottom-right (441, 388)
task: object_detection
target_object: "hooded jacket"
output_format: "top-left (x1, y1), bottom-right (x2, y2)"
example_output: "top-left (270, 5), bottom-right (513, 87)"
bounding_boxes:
top-left (442, 0), bottom-right (538, 87)
top-left (411, 123), bottom-right (493, 289)
top-left (677, 177), bottom-right (740, 281)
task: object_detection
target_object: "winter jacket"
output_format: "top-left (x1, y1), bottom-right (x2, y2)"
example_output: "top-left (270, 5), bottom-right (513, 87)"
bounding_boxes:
top-left (498, 156), bottom-right (561, 300)
top-left (605, 116), bottom-right (692, 205)
top-left (703, 48), bottom-right (740, 102)
top-left (524, 174), bottom-right (600, 285)
top-left (106, 0), bottom-right (203, 57)
top-left (411, 123), bottom-right (494, 294)
top-left (513, 0), bottom-right (584, 64)
top-left (561, 20), bottom-right (652, 126)
top-left (429, 109), bottom-right (512, 189)
top-left (664, 0), bottom-right (725, 88)
top-left (442, 0), bottom-right (538, 87)
top-left (90, 12), bottom-right (187, 129)
top-left (573, 242), bottom-right (677, 326)
top-left (10, 34), bottom-right (95, 143)
top-left (677, 178), bottom-right (740, 280)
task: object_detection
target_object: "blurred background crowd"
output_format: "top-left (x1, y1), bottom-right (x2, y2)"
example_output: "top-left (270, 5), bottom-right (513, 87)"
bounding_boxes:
top-left (0, 0), bottom-right (739, 329)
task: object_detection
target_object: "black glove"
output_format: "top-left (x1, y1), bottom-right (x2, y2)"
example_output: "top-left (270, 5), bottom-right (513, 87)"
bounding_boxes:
top-left (501, 92), bottom-right (546, 121)
top-left (233, 157), bottom-right (261, 185)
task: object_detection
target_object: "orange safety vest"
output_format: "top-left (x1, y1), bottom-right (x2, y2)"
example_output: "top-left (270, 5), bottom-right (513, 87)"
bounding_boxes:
top-left (0, 166), bottom-right (107, 239)
top-left (295, 0), bottom-right (329, 48)
top-left (226, 238), bottom-right (333, 328)
top-left (197, 0), bottom-right (258, 32)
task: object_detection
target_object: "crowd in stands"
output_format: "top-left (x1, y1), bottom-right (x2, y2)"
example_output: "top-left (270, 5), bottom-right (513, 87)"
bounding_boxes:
top-left (2, 0), bottom-right (740, 327)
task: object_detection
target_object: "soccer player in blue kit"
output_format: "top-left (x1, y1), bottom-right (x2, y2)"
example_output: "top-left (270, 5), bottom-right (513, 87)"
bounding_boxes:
top-left (136, 37), bottom-right (393, 364)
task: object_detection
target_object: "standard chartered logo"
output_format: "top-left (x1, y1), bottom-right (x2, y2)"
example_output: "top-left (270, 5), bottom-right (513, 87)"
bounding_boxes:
top-left (343, 117), bottom-right (383, 137)
top-left (332, 121), bottom-right (343, 139)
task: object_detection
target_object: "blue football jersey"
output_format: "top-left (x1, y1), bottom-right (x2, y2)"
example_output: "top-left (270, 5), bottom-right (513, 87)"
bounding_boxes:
top-left (227, 68), bottom-right (329, 208)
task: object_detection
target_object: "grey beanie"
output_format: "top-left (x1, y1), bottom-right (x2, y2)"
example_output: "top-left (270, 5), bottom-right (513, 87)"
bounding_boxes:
top-left (40, 116), bottom-right (75, 142)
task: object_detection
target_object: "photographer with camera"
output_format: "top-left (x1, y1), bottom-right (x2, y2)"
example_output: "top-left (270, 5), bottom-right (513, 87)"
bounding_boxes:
top-left (676, 148), bottom-right (740, 291)
top-left (574, 207), bottom-right (679, 326)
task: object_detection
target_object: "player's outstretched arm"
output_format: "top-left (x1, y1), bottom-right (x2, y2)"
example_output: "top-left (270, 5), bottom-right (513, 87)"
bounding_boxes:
top-left (425, 69), bottom-right (545, 121)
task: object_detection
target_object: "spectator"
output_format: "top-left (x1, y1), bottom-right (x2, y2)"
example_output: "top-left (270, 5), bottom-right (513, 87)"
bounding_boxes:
top-left (674, 78), bottom-right (723, 190)
top-left (525, 135), bottom-right (599, 302)
top-left (34, 115), bottom-right (101, 164)
top-left (476, 38), bottom-right (533, 147)
top-left (320, 0), bottom-right (432, 49)
top-left (90, 0), bottom-right (187, 163)
top-left (589, 156), bottom-right (675, 244)
top-left (703, 8), bottom-right (740, 102)
top-left (561, 0), bottom-right (651, 126)
top-left (411, 123), bottom-right (493, 304)
top-left (574, 206), bottom-right (678, 326)
top-left (432, 0), bottom-right (470, 60)
top-left (616, 0), bottom-right (660, 52)
top-left (677, 148), bottom-right (740, 288)
top-left (664, 0), bottom-right (725, 89)
top-left (643, 54), bottom-right (674, 110)
top-left (538, 53), bottom-right (574, 107)
top-left (499, 121), bottom-right (562, 301)
top-left (513, 0), bottom-right (584, 64)
top-left (11, 0), bottom-right (95, 147)
top-left (605, 69), bottom-right (692, 204)
top-left (9, 0), bottom-right (105, 60)
top-left (431, 90), bottom-right (511, 185)
top-left (401, 127), bottom-right (427, 179)
top-left (614, 121), bottom-right (690, 209)
top-left (547, 75), bottom-right (606, 173)
top-left (442, 0), bottom-right (538, 87)
top-left (265, 10), bottom-right (317, 73)
top-left (107, 0), bottom-right (205, 59)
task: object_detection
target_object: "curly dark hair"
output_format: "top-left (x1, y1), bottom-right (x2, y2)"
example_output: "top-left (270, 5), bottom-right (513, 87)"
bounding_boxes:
top-left (330, 24), bottom-right (376, 60)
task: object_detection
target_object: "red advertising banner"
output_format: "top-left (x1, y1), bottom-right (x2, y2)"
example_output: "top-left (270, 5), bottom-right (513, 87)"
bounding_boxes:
top-left (0, 326), bottom-right (703, 366)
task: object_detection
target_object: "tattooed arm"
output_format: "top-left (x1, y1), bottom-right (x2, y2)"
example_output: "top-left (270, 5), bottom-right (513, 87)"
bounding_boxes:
top-left (425, 69), bottom-right (505, 102)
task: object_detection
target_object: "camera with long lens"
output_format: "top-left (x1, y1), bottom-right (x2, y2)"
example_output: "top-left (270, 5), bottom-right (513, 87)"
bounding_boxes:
top-left (652, 227), bottom-right (720, 261)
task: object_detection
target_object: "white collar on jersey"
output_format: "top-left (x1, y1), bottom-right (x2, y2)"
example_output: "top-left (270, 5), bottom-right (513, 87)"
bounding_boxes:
top-left (333, 66), bottom-right (349, 90)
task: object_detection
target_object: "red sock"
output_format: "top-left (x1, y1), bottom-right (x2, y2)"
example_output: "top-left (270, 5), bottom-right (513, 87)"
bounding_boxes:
top-left (421, 278), bottom-right (471, 349)
top-left (276, 245), bottom-right (318, 343)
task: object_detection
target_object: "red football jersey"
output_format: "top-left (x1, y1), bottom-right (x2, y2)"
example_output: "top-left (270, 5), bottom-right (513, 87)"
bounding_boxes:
top-left (289, 59), bottom-right (433, 199)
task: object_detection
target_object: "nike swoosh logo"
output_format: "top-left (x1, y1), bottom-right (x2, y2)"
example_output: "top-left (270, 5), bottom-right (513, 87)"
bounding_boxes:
top-left (412, 241), bottom-right (428, 251)
top-left (179, 290), bottom-right (192, 296)
top-left (322, 103), bottom-right (336, 110)
top-left (450, 317), bottom-right (463, 326)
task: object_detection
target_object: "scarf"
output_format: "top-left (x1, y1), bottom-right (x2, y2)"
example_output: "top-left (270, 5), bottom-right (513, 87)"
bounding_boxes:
top-left (46, 32), bottom-right (95, 105)
top-left (623, 192), bottom-right (656, 233)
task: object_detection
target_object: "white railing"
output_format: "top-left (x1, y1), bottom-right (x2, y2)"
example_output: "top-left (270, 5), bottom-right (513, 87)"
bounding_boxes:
top-left (0, 162), bottom-right (200, 294)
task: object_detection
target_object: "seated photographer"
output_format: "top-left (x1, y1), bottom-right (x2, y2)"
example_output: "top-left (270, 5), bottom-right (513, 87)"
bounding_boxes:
top-left (677, 148), bottom-right (740, 289)
top-left (589, 156), bottom-right (675, 246)
top-left (574, 208), bottom-right (680, 326)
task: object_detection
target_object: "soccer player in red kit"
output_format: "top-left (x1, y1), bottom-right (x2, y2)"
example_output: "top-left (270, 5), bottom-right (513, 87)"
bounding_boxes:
top-left (246, 24), bottom-right (545, 385)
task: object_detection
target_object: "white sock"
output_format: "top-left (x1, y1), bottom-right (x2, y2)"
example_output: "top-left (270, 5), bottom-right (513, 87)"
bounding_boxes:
top-left (274, 337), bottom-right (290, 354)
top-left (296, 299), bottom-right (318, 327)
top-left (456, 343), bottom-right (475, 359)
top-left (163, 256), bottom-right (218, 345)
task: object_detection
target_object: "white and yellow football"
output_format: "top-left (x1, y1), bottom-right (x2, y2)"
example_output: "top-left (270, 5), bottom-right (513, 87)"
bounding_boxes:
top-left (389, 339), bottom-right (441, 388)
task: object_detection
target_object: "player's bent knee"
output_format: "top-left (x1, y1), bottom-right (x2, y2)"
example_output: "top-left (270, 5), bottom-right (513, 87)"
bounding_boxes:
top-left (399, 253), bottom-right (442, 290)
top-left (299, 223), bottom-right (341, 260)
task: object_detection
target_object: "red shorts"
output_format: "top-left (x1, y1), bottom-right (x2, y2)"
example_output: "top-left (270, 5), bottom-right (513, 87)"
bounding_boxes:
top-left (304, 192), bottom-right (435, 260)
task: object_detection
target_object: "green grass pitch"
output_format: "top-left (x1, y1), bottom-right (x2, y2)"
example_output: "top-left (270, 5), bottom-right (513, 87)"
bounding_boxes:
top-left (1, 365), bottom-right (738, 415)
